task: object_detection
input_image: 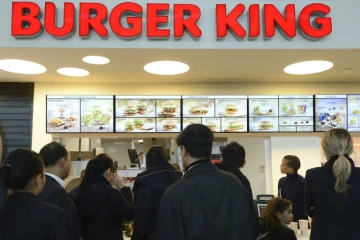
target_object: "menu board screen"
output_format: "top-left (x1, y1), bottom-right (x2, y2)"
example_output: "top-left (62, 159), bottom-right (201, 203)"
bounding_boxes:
top-left (115, 96), bottom-right (181, 133)
top-left (46, 96), bottom-right (81, 133)
top-left (80, 96), bottom-right (114, 133)
top-left (182, 95), bottom-right (247, 132)
top-left (347, 95), bottom-right (360, 132)
top-left (249, 96), bottom-right (279, 132)
top-left (278, 95), bottom-right (314, 132)
top-left (315, 95), bottom-right (347, 132)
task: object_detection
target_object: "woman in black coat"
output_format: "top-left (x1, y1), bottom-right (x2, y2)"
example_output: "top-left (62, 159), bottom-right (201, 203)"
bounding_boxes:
top-left (0, 149), bottom-right (66, 240)
top-left (73, 154), bottom-right (134, 240)
top-left (131, 146), bottom-right (182, 240)
top-left (305, 128), bottom-right (360, 240)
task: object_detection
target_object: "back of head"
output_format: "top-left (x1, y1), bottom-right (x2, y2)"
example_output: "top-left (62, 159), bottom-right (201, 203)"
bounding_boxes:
top-left (146, 145), bottom-right (170, 169)
top-left (39, 141), bottom-right (68, 168)
top-left (321, 128), bottom-right (354, 195)
top-left (283, 155), bottom-right (301, 173)
top-left (79, 154), bottom-right (114, 194)
top-left (176, 124), bottom-right (213, 159)
top-left (221, 141), bottom-right (245, 168)
top-left (263, 198), bottom-right (292, 232)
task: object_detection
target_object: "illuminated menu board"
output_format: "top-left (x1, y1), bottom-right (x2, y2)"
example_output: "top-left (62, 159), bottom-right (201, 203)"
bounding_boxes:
top-left (115, 96), bottom-right (181, 133)
top-left (347, 95), bottom-right (360, 132)
top-left (278, 95), bottom-right (314, 132)
top-left (182, 95), bottom-right (247, 132)
top-left (249, 95), bottom-right (279, 132)
top-left (315, 95), bottom-right (347, 132)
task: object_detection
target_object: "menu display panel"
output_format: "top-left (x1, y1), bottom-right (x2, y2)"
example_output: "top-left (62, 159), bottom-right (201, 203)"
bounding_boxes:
top-left (80, 96), bottom-right (114, 133)
top-left (249, 96), bottom-right (279, 132)
top-left (347, 95), bottom-right (360, 132)
top-left (182, 95), bottom-right (247, 132)
top-left (115, 96), bottom-right (181, 133)
top-left (315, 95), bottom-right (347, 132)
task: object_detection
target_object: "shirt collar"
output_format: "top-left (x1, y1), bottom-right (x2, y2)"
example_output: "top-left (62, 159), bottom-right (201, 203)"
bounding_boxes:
top-left (45, 173), bottom-right (65, 188)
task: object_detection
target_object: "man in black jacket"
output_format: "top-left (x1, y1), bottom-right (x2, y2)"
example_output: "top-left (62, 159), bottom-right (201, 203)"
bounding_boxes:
top-left (38, 142), bottom-right (81, 240)
top-left (216, 141), bottom-right (253, 199)
top-left (157, 124), bottom-right (258, 240)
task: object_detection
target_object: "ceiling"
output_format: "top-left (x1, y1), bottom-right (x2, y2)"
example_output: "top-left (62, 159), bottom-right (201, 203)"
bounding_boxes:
top-left (0, 48), bottom-right (358, 83)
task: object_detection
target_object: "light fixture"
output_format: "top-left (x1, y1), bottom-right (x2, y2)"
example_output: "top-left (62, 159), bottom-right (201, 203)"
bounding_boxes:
top-left (144, 61), bottom-right (189, 75)
top-left (284, 60), bottom-right (333, 75)
top-left (0, 59), bottom-right (46, 74)
top-left (57, 67), bottom-right (89, 77)
top-left (82, 56), bottom-right (110, 65)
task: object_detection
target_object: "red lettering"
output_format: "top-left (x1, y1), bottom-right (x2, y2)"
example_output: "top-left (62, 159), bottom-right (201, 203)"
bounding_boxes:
top-left (110, 3), bottom-right (142, 39)
top-left (79, 3), bottom-right (108, 39)
top-left (216, 4), bottom-right (246, 39)
top-left (174, 4), bottom-right (202, 40)
top-left (248, 4), bottom-right (260, 39)
top-left (299, 3), bottom-right (332, 39)
top-left (44, 2), bottom-right (75, 39)
top-left (264, 4), bottom-right (296, 39)
top-left (11, 2), bottom-right (42, 38)
top-left (147, 4), bottom-right (170, 39)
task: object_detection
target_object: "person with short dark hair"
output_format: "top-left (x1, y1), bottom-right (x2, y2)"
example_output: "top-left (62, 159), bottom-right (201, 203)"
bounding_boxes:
top-left (131, 146), bottom-right (181, 240)
top-left (278, 155), bottom-right (307, 223)
top-left (0, 149), bottom-right (67, 240)
top-left (215, 141), bottom-right (253, 198)
top-left (157, 124), bottom-right (258, 240)
top-left (38, 142), bottom-right (81, 240)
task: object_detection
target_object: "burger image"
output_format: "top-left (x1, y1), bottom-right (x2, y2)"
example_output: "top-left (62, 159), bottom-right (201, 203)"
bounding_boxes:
top-left (225, 104), bottom-right (238, 114)
top-left (133, 119), bottom-right (144, 129)
top-left (189, 106), bottom-right (209, 115)
top-left (125, 122), bottom-right (135, 132)
top-left (163, 121), bottom-right (177, 131)
top-left (163, 103), bottom-right (177, 114)
top-left (136, 103), bottom-right (148, 115)
top-left (124, 106), bottom-right (137, 116)
top-left (227, 121), bottom-right (244, 132)
top-left (206, 122), bottom-right (217, 132)
top-left (258, 121), bottom-right (274, 130)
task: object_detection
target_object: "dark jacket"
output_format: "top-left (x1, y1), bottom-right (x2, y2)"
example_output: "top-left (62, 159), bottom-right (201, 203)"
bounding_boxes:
top-left (215, 162), bottom-right (253, 199)
top-left (0, 192), bottom-right (67, 240)
top-left (73, 177), bottom-right (135, 240)
top-left (131, 165), bottom-right (182, 240)
top-left (38, 175), bottom-right (81, 240)
top-left (305, 157), bottom-right (360, 240)
top-left (265, 224), bottom-right (297, 240)
top-left (278, 173), bottom-right (307, 222)
top-left (157, 159), bottom-right (258, 240)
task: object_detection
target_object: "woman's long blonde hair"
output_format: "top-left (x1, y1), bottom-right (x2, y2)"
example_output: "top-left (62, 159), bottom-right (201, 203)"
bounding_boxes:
top-left (321, 128), bottom-right (353, 195)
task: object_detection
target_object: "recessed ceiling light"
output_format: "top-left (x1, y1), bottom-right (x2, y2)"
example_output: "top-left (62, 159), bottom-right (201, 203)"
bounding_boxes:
top-left (57, 68), bottom-right (89, 77)
top-left (82, 56), bottom-right (110, 65)
top-left (284, 60), bottom-right (333, 75)
top-left (144, 61), bottom-right (189, 75)
top-left (0, 59), bottom-right (46, 74)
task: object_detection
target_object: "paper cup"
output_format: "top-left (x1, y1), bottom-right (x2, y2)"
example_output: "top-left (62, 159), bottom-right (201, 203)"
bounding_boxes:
top-left (290, 222), bottom-right (298, 234)
top-left (299, 220), bottom-right (309, 236)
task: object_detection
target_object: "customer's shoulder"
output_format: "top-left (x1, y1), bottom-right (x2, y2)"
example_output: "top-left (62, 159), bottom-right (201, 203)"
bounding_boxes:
top-left (306, 166), bottom-right (322, 175)
top-left (36, 200), bottom-right (64, 217)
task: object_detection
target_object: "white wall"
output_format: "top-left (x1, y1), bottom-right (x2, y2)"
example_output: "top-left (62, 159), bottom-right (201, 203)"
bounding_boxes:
top-left (270, 137), bottom-right (321, 195)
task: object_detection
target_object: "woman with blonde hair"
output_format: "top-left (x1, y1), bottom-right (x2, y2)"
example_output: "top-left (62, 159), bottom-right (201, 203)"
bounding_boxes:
top-left (305, 128), bottom-right (360, 240)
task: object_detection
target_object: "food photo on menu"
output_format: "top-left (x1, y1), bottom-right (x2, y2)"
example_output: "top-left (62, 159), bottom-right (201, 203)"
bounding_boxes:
top-left (156, 118), bottom-right (181, 132)
top-left (202, 118), bottom-right (221, 132)
top-left (81, 98), bottom-right (114, 132)
top-left (116, 118), bottom-right (155, 132)
top-left (156, 99), bottom-right (181, 117)
top-left (249, 98), bottom-right (278, 117)
top-left (221, 118), bottom-right (247, 132)
top-left (46, 98), bottom-right (80, 133)
top-left (116, 99), bottom-right (156, 118)
top-left (279, 98), bottom-right (313, 117)
top-left (215, 99), bottom-right (247, 117)
top-left (347, 95), bottom-right (360, 131)
top-left (182, 118), bottom-right (202, 129)
top-left (183, 99), bottom-right (215, 117)
top-left (315, 97), bottom-right (347, 131)
top-left (249, 117), bottom-right (279, 132)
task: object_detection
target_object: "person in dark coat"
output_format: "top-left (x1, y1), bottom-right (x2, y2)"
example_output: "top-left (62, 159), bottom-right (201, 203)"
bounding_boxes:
top-left (131, 146), bottom-right (182, 240)
top-left (38, 142), bottom-right (81, 240)
top-left (215, 141), bottom-right (253, 198)
top-left (73, 154), bottom-right (135, 240)
top-left (262, 198), bottom-right (296, 240)
top-left (0, 149), bottom-right (67, 240)
top-left (305, 129), bottom-right (360, 240)
top-left (278, 155), bottom-right (308, 223)
top-left (157, 124), bottom-right (258, 240)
